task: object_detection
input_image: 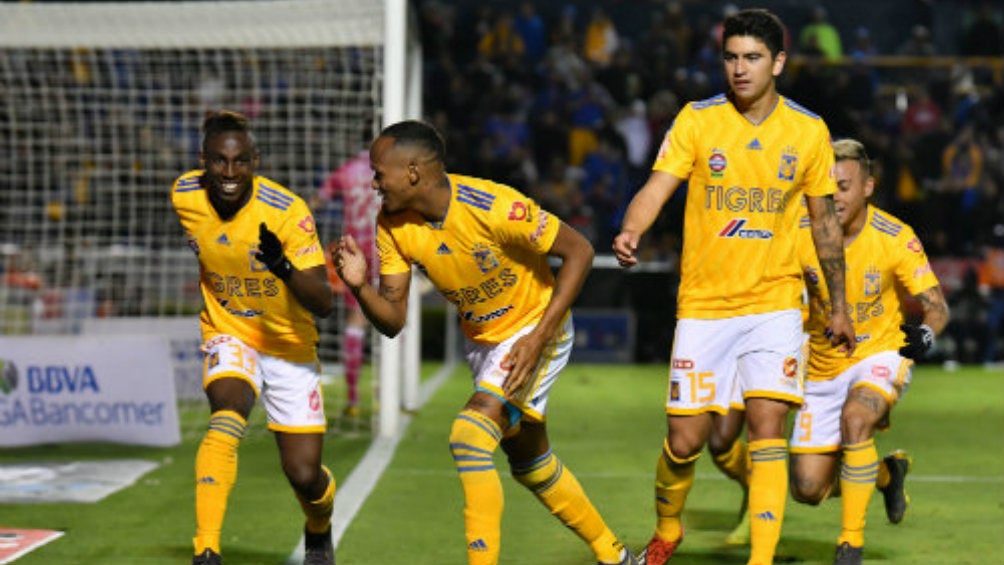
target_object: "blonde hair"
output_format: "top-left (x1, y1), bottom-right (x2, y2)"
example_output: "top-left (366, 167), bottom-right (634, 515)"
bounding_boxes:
top-left (832, 138), bottom-right (871, 175)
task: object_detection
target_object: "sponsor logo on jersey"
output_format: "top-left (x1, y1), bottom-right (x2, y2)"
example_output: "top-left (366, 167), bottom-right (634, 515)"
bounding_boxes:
top-left (914, 263), bottom-right (932, 279)
top-left (778, 147), bottom-right (798, 181)
top-left (672, 358), bottom-right (694, 369)
top-left (436, 242), bottom-right (452, 255)
top-left (870, 365), bottom-right (890, 379)
top-left (472, 243), bottom-right (499, 274)
top-left (297, 216), bottom-right (316, 234)
top-left (295, 243), bottom-right (320, 257)
top-left (747, 138), bottom-right (763, 150)
top-left (709, 149), bottom-right (727, 178)
top-left (718, 219), bottom-right (773, 239)
top-left (507, 201), bottom-right (530, 221)
top-left (216, 233), bottom-right (231, 246)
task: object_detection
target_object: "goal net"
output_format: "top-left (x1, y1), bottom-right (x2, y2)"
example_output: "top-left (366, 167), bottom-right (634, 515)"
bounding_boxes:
top-left (0, 1), bottom-right (418, 427)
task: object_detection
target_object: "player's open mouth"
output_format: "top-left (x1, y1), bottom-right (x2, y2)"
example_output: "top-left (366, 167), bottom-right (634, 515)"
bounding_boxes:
top-left (220, 181), bottom-right (240, 195)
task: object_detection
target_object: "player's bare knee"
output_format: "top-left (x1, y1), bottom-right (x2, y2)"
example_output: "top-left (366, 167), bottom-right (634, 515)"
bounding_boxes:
top-left (666, 435), bottom-right (703, 460)
top-left (283, 461), bottom-right (324, 495)
top-left (790, 474), bottom-right (828, 505)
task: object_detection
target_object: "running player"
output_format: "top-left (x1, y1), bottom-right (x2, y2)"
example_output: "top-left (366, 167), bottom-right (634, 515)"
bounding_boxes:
top-left (612, 8), bottom-right (855, 565)
top-left (790, 138), bottom-right (949, 565)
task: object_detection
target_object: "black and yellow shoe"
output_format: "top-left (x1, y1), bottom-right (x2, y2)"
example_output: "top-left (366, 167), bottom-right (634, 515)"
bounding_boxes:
top-left (192, 548), bottom-right (222, 565)
top-left (833, 542), bottom-right (863, 565)
top-left (304, 526), bottom-right (335, 565)
top-left (879, 450), bottom-right (912, 524)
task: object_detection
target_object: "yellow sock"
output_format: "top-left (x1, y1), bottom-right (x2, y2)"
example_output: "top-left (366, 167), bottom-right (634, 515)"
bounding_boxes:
top-left (193, 410), bottom-right (246, 555)
top-left (713, 438), bottom-right (750, 489)
top-left (747, 438), bottom-right (788, 565)
top-left (654, 439), bottom-right (699, 542)
top-left (839, 439), bottom-right (878, 548)
top-left (511, 450), bottom-right (623, 563)
top-left (450, 409), bottom-right (503, 565)
top-left (297, 465), bottom-right (335, 534)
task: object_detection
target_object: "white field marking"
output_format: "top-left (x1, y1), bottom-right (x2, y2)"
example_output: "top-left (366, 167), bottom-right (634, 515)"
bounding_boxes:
top-left (382, 469), bottom-right (1004, 484)
top-left (285, 361), bottom-right (457, 565)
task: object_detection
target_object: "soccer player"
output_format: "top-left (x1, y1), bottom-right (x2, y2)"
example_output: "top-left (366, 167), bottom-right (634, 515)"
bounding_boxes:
top-left (332, 120), bottom-right (637, 565)
top-left (172, 111), bottom-right (337, 565)
top-left (312, 147), bottom-right (379, 418)
top-left (789, 138), bottom-right (949, 565)
top-left (611, 9), bottom-right (856, 565)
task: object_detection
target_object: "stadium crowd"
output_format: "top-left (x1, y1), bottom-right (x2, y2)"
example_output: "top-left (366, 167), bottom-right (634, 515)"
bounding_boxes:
top-left (415, 0), bottom-right (1004, 365)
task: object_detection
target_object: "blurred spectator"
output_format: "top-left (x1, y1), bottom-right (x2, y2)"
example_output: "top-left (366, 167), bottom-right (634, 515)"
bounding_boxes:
top-left (898, 24), bottom-right (937, 56)
top-left (939, 123), bottom-right (984, 253)
top-left (478, 10), bottom-right (524, 64)
top-left (978, 223), bottom-right (1004, 364)
top-left (901, 86), bottom-right (942, 137)
top-left (513, 2), bottom-right (547, 64)
top-left (614, 99), bottom-right (653, 186)
top-left (961, 1), bottom-right (1004, 56)
top-left (582, 6), bottom-right (619, 68)
top-left (799, 5), bottom-right (843, 59)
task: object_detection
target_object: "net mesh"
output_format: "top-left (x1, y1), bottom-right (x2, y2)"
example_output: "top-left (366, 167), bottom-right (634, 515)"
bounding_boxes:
top-left (0, 2), bottom-right (384, 378)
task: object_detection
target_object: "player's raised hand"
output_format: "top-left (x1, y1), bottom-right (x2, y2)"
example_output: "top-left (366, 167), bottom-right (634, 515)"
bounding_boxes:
top-left (330, 234), bottom-right (367, 291)
top-left (612, 231), bottom-right (639, 267)
top-left (255, 222), bottom-right (293, 280)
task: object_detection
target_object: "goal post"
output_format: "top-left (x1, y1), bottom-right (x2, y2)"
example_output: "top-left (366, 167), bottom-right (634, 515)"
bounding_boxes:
top-left (0, 0), bottom-right (423, 437)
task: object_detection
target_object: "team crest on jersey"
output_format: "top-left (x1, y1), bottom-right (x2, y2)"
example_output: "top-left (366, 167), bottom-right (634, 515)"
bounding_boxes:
top-left (670, 380), bottom-right (681, 401)
top-left (778, 146), bottom-right (799, 181)
top-left (298, 216), bottom-right (316, 234)
top-left (906, 237), bottom-right (923, 253)
top-left (783, 357), bottom-right (798, 378)
top-left (708, 149), bottom-right (727, 178)
top-left (472, 243), bottom-right (499, 274)
top-left (864, 266), bottom-right (881, 296)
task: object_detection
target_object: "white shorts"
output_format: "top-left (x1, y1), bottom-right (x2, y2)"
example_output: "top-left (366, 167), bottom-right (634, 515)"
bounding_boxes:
top-left (464, 314), bottom-right (573, 423)
top-left (790, 350), bottom-right (913, 453)
top-left (728, 332), bottom-right (810, 412)
top-left (667, 309), bottom-right (804, 415)
top-left (203, 334), bottom-right (326, 433)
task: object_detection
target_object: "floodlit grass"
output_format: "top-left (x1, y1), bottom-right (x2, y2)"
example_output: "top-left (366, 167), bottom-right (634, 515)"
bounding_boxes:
top-left (2, 364), bottom-right (1002, 564)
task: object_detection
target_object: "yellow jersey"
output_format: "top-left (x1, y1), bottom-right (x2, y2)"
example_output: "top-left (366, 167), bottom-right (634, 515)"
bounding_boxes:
top-left (797, 206), bottom-right (940, 379)
top-left (653, 94), bottom-right (837, 318)
top-left (171, 170), bottom-right (326, 362)
top-left (377, 174), bottom-right (560, 344)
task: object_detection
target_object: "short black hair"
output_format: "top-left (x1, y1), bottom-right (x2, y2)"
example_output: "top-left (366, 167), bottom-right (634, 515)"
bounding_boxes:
top-left (723, 8), bottom-right (786, 57)
top-left (379, 120), bottom-right (446, 163)
top-left (202, 110), bottom-right (256, 151)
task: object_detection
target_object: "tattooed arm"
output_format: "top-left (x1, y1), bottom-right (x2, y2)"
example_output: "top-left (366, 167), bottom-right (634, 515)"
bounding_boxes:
top-left (915, 285), bottom-right (950, 336)
top-left (806, 194), bottom-right (856, 353)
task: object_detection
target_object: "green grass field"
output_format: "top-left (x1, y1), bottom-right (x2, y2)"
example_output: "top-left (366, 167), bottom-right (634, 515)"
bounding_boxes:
top-left (2, 364), bottom-right (1002, 564)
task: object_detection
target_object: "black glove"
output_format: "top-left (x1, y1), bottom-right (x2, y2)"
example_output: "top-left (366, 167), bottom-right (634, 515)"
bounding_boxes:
top-left (255, 222), bottom-right (293, 281)
top-left (899, 323), bottom-right (934, 360)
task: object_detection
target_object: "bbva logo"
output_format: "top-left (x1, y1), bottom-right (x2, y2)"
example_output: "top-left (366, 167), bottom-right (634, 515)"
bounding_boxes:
top-left (25, 365), bottom-right (100, 394)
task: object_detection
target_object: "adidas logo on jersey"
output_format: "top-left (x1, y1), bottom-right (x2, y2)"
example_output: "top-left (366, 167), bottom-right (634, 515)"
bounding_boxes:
top-left (747, 138), bottom-right (762, 150)
top-left (216, 233), bottom-right (231, 246)
top-left (436, 242), bottom-right (452, 255)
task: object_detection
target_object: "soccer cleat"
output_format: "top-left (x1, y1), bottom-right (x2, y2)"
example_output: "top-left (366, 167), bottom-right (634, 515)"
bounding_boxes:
top-left (832, 542), bottom-right (863, 565)
top-left (602, 548), bottom-right (640, 565)
top-left (303, 526), bottom-right (335, 565)
top-left (879, 450), bottom-right (912, 524)
top-left (637, 529), bottom-right (683, 565)
top-left (192, 548), bottom-right (222, 565)
top-left (725, 489), bottom-right (750, 545)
